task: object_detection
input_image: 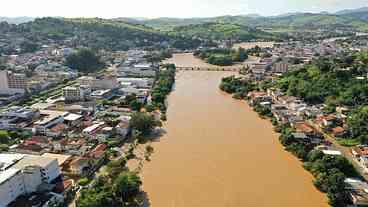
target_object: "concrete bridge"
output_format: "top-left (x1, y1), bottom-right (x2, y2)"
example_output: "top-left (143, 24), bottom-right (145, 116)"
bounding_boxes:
top-left (176, 67), bottom-right (241, 72)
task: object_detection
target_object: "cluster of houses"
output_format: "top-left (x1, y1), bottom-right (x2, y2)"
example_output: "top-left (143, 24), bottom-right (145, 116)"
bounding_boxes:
top-left (0, 49), bottom-right (161, 206)
top-left (247, 88), bottom-right (368, 206)
top-left (245, 38), bottom-right (354, 81)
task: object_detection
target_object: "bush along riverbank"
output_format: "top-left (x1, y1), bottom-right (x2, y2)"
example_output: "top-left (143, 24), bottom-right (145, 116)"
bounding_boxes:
top-left (219, 76), bottom-right (360, 207)
top-left (147, 64), bottom-right (176, 121)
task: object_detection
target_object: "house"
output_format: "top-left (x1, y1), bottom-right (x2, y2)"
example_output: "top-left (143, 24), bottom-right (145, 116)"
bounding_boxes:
top-left (63, 113), bottom-right (83, 127)
top-left (331, 126), bottom-right (346, 137)
top-left (82, 122), bottom-right (105, 138)
top-left (33, 110), bottom-right (68, 135)
top-left (315, 114), bottom-right (338, 128)
top-left (68, 157), bottom-right (91, 176)
top-left (291, 132), bottom-right (309, 142)
top-left (250, 63), bottom-right (267, 80)
top-left (351, 146), bottom-right (368, 159)
top-left (0, 106), bottom-right (40, 130)
top-left (247, 91), bottom-right (271, 105)
top-left (293, 122), bottom-right (315, 135)
top-left (87, 144), bottom-right (107, 166)
top-left (345, 178), bottom-right (368, 206)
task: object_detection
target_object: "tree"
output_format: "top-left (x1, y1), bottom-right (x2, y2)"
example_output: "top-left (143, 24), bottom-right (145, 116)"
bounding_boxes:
top-left (65, 49), bottom-right (105, 73)
top-left (78, 178), bottom-right (90, 187)
top-left (113, 171), bottom-right (142, 203)
top-left (129, 100), bottom-right (143, 111)
top-left (0, 130), bottom-right (10, 144)
top-left (20, 40), bottom-right (38, 53)
top-left (129, 112), bottom-right (161, 136)
top-left (348, 106), bottom-right (368, 139)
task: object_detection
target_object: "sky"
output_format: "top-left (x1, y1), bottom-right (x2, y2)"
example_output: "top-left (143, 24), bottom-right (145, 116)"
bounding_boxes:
top-left (1, 0), bottom-right (368, 18)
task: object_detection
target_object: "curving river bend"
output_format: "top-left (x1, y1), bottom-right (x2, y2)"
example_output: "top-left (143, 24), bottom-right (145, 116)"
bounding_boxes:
top-left (140, 54), bottom-right (328, 207)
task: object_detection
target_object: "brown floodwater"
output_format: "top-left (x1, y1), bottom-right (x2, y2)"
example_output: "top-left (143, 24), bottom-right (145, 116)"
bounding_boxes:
top-left (141, 54), bottom-right (328, 207)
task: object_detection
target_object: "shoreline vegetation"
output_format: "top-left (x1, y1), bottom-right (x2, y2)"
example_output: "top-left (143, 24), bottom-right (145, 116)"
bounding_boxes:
top-left (219, 75), bottom-right (360, 207)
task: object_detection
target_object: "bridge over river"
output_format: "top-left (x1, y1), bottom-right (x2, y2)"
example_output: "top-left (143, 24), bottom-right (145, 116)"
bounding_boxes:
top-left (176, 66), bottom-right (241, 72)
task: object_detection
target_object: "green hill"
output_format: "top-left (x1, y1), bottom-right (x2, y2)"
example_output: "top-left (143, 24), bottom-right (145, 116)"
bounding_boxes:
top-left (140, 13), bottom-right (368, 33)
top-left (168, 22), bottom-right (282, 42)
top-left (15, 17), bottom-right (169, 51)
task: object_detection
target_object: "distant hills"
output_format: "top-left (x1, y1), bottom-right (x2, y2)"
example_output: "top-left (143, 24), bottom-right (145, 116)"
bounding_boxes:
top-left (335, 7), bottom-right (368, 15)
top-left (136, 13), bottom-right (368, 33)
top-left (0, 17), bottom-right (35, 24)
top-left (168, 22), bottom-right (283, 41)
top-left (2, 7), bottom-right (368, 52)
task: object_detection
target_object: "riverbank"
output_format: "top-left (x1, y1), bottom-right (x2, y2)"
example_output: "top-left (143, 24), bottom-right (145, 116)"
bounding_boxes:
top-left (141, 71), bottom-right (328, 207)
top-left (219, 76), bottom-right (360, 206)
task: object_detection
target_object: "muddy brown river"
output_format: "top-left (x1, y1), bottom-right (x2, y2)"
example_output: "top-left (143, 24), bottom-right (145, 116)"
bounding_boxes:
top-left (141, 54), bottom-right (328, 207)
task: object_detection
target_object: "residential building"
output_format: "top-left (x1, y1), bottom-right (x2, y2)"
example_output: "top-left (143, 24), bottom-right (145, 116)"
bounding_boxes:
top-left (272, 62), bottom-right (289, 73)
top-left (63, 85), bottom-right (91, 102)
top-left (345, 178), bottom-right (368, 206)
top-left (0, 70), bottom-right (27, 95)
top-left (0, 154), bottom-right (61, 207)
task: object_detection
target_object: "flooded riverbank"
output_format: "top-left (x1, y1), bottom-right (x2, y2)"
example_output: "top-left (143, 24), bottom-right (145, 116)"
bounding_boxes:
top-left (140, 63), bottom-right (328, 206)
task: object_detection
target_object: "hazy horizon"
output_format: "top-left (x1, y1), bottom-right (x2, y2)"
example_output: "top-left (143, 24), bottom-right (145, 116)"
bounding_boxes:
top-left (0, 0), bottom-right (368, 19)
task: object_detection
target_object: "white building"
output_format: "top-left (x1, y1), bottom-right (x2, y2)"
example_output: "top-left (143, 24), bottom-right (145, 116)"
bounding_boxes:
top-left (0, 154), bottom-right (61, 207)
top-left (77, 76), bottom-right (119, 90)
top-left (63, 85), bottom-right (91, 102)
top-left (117, 78), bottom-right (153, 88)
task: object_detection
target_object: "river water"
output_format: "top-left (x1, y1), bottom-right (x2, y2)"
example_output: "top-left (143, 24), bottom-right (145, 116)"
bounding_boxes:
top-left (141, 55), bottom-right (328, 207)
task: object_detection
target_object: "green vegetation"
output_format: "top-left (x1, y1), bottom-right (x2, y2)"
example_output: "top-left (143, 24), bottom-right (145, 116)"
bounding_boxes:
top-left (141, 13), bottom-right (368, 34)
top-left (78, 178), bottom-right (91, 187)
top-left (19, 17), bottom-right (170, 51)
top-left (276, 125), bottom-right (358, 206)
top-left (277, 54), bottom-right (368, 106)
top-left (0, 130), bottom-right (10, 145)
top-left (336, 138), bottom-right (361, 147)
top-left (65, 48), bottom-right (105, 73)
top-left (151, 64), bottom-right (176, 112)
top-left (129, 112), bottom-right (161, 137)
top-left (169, 22), bottom-right (281, 42)
top-left (0, 130), bottom-right (31, 152)
top-left (304, 150), bottom-right (358, 206)
top-left (219, 76), bottom-right (255, 99)
top-left (347, 106), bottom-right (368, 144)
top-left (78, 157), bottom-right (142, 207)
top-left (194, 48), bottom-right (248, 66)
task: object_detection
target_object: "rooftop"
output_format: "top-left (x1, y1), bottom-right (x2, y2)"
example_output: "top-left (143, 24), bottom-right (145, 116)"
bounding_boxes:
top-left (12, 155), bottom-right (57, 169)
top-left (0, 168), bottom-right (20, 185)
top-left (64, 113), bottom-right (83, 122)
top-left (41, 153), bottom-right (71, 166)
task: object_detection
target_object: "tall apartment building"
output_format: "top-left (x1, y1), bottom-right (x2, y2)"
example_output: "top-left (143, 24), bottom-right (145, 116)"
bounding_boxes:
top-left (0, 154), bottom-right (61, 207)
top-left (8, 73), bottom-right (27, 89)
top-left (272, 62), bottom-right (289, 74)
top-left (0, 70), bottom-right (27, 94)
top-left (63, 85), bottom-right (91, 102)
